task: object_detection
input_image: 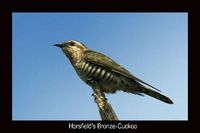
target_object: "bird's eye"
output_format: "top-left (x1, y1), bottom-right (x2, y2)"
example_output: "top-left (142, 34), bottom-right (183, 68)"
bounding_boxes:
top-left (69, 42), bottom-right (75, 46)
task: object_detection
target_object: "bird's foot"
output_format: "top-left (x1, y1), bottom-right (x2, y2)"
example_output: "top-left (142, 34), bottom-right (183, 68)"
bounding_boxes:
top-left (92, 93), bottom-right (97, 103)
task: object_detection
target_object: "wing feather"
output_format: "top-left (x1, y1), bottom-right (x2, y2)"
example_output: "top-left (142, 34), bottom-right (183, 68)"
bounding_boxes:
top-left (84, 50), bottom-right (161, 92)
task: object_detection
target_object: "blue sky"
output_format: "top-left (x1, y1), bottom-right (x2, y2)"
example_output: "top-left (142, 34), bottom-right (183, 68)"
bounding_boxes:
top-left (12, 13), bottom-right (188, 120)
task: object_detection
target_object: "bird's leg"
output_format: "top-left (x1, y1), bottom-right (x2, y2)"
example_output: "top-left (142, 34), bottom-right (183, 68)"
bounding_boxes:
top-left (86, 77), bottom-right (118, 120)
top-left (88, 79), bottom-right (106, 110)
top-left (87, 78), bottom-right (98, 102)
top-left (92, 93), bottom-right (107, 103)
top-left (91, 92), bottom-right (98, 103)
top-left (87, 78), bottom-right (107, 100)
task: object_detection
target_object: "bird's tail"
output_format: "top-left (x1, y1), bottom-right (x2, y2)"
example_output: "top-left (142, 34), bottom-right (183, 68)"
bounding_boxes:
top-left (138, 86), bottom-right (173, 104)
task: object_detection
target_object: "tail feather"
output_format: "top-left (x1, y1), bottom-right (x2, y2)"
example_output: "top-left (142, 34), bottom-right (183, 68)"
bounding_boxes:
top-left (139, 86), bottom-right (173, 104)
top-left (122, 85), bottom-right (173, 104)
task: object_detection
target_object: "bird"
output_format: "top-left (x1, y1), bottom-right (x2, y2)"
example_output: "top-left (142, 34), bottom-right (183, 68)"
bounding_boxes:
top-left (54, 40), bottom-right (173, 104)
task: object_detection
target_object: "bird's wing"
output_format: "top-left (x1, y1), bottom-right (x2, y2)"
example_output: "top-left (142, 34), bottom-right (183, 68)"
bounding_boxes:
top-left (84, 50), bottom-right (161, 92)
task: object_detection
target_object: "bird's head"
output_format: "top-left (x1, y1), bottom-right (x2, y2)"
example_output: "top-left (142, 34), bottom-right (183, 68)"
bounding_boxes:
top-left (54, 40), bottom-right (89, 62)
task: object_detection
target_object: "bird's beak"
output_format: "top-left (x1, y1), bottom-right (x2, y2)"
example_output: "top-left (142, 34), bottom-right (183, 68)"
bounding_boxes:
top-left (53, 44), bottom-right (62, 48)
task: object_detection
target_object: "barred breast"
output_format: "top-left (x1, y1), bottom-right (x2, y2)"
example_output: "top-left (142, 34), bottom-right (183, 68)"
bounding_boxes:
top-left (77, 61), bottom-right (132, 89)
top-left (79, 61), bottom-right (114, 82)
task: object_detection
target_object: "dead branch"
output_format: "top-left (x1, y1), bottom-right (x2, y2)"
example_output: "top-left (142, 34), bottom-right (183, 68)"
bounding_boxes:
top-left (92, 83), bottom-right (118, 120)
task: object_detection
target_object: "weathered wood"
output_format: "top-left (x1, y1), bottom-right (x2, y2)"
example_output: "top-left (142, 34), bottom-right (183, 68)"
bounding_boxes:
top-left (92, 83), bottom-right (118, 120)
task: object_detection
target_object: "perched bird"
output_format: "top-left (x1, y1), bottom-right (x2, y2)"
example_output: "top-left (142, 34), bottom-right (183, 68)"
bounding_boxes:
top-left (54, 40), bottom-right (173, 104)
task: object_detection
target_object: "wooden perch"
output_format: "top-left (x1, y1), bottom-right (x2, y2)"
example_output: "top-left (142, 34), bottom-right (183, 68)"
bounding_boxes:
top-left (91, 82), bottom-right (118, 120)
